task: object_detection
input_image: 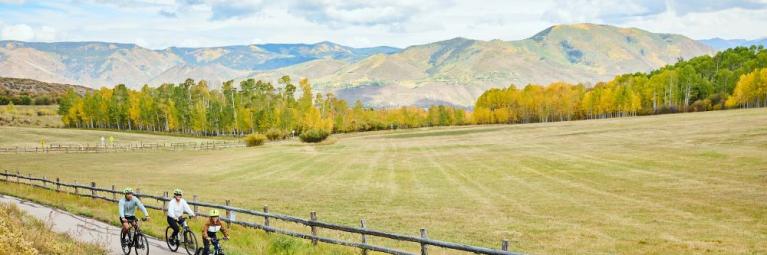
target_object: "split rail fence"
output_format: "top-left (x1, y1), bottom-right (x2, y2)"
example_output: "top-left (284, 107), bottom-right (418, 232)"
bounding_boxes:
top-left (0, 170), bottom-right (522, 255)
top-left (0, 141), bottom-right (244, 154)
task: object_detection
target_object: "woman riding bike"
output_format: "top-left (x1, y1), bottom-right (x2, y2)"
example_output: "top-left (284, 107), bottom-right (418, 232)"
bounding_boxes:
top-left (167, 188), bottom-right (195, 245)
top-left (200, 209), bottom-right (229, 255)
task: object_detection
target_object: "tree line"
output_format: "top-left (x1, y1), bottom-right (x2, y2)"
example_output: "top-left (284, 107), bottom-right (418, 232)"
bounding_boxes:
top-left (474, 46), bottom-right (767, 124)
top-left (58, 46), bottom-right (767, 136)
top-left (57, 76), bottom-right (469, 136)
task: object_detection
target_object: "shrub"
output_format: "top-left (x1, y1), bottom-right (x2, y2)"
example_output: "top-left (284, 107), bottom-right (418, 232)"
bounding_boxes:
top-left (265, 128), bottom-right (287, 141)
top-left (299, 129), bottom-right (330, 143)
top-left (243, 133), bottom-right (267, 147)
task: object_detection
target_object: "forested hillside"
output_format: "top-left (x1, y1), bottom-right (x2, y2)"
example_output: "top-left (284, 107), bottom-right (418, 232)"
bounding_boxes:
top-left (473, 46), bottom-right (767, 124)
top-left (0, 77), bottom-right (91, 105)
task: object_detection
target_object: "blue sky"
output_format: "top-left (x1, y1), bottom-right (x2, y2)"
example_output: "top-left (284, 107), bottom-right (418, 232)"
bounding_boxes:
top-left (1, 0), bottom-right (766, 49)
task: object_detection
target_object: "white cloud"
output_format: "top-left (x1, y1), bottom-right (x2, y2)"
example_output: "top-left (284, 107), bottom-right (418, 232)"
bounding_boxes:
top-left (0, 23), bottom-right (58, 41)
top-left (1, 0), bottom-right (766, 49)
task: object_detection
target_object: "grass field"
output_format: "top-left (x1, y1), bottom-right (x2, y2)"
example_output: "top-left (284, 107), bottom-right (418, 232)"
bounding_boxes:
top-left (0, 126), bottom-right (227, 147)
top-left (1, 108), bottom-right (766, 254)
top-left (0, 105), bottom-right (61, 128)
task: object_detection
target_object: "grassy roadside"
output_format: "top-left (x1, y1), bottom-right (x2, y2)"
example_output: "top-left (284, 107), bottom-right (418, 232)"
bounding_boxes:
top-left (0, 201), bottom-right (107, 255)
top-left (0, 182), bottom-right (356, 255)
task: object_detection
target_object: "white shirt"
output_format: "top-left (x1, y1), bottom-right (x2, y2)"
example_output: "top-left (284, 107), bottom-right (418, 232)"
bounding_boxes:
top-left (167, 198), bottom-right (195, 219)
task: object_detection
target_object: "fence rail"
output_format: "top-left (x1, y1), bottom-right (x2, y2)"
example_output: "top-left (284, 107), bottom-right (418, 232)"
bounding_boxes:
top-left (0, 141), bottom-right (244, 154)
top-left (0, 170), bottom-right (522, 255)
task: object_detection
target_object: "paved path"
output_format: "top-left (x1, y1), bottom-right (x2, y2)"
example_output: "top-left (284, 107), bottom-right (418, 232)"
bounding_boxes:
top-left (0, 194), bottom-right (180, 255)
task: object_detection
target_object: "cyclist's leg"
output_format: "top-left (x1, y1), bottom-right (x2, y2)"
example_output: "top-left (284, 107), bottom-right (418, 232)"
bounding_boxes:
top-left (202, 238), bottom-right (211, 255)
top-left (167, 216), bottom-right (180, 240)
top-left (211, 238), bottom-right (220, 253)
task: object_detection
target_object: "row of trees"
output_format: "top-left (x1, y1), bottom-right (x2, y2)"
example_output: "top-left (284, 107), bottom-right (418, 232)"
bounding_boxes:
top-left (58, 76), bottom-right (469, 136)
top-left (475, 46), bottom-right (767, 124)
top-left (59, 46), bottom-right (767, 135)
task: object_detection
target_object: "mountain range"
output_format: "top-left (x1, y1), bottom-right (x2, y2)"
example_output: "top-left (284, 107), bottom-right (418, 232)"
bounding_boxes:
top-left (699, 38), bottom-right (767, 50)
top-left (0, 23), bottom-right (716, 106)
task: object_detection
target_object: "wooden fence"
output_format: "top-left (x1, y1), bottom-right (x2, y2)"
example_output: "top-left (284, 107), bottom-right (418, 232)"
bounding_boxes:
top-left (0, 141), bottom-right (244, 154)
top-left (0, 170), bottom-right (522, 255)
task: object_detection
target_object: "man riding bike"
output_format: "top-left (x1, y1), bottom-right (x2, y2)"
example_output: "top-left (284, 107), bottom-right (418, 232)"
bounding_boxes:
top-left (119, 188), bottom-right (150, 236)
top-left (167, 188), bottom-right (195, 245)
top-left (201, 209), bottom-right (229, 255)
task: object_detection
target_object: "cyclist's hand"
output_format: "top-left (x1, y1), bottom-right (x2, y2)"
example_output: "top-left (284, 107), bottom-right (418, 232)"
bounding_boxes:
top-left (121, 218), bottom-right (127, 223)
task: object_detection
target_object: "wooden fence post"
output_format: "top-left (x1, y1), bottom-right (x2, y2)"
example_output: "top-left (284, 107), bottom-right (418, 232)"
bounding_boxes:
top-left (420, 228), bottom-right (429, 255)
top-left (16, 170), bottom-right (20, 183)
top-left (4, 170), bottom-right (8, 182)
top-left (263, 205), bottom-right (271, 233)
top-left (192, 195), bottom-right (199, 214)
top-left (360, 219), bottom-right (368, 255)
top-left (136, 188), bottom-right (141, 198)
top-left (162, 192), bottom-right (168, 211)
top-left (91, 182), bottom-right (96, 199)
top-left (74, 181), bottom-right (79, 195)
top-left (310, 211), bottom-right (318, 246)
top-left (501, 240), bottom-right (509, 251)
top-left (225, 200), bottom-right (231, 228)
top-left (42, 177), bottom-right (47, 188)
top-left (112, 185), bottom-right (117, 200)
top-left (56, 178), bottom-right (60, 192)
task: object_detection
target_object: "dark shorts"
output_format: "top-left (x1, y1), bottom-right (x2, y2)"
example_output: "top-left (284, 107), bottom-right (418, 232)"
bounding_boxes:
top-left (120, 215), bottom-right (138, 224)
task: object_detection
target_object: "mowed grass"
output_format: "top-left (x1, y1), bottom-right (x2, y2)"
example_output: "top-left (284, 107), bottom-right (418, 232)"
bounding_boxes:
top-left (1, 108), bottom-right (766, 254)
top-left (0, 126), bottom-right (227, 147)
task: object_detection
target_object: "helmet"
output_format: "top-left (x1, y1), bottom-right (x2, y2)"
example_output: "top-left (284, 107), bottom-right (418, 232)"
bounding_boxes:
top-left (209, 209), bottom-right (220, 217)
top-left (173, 188), bottom-right (183, 196)
top-left (123, 187), bottom-right (134, 194)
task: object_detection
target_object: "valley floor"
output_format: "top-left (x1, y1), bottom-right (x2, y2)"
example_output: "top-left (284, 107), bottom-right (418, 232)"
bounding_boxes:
top-left (1, 108), bottom-right (766, 254)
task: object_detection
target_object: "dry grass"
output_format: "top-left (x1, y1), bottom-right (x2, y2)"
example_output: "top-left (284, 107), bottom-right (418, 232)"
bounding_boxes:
top-left (0, 105), bottom-right (62, 128)
top-left (0, 200), bottom-right (107, 255)
top-left (1, 108), bottom-right (766, 254)
top-left (0, 125), bottom-right (226, 148)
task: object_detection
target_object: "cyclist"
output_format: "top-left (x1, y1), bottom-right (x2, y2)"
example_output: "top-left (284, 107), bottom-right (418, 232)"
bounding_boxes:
top-left (167, 188), bottom-right (195, 245)
top-left (119, 188), bottom-right (150, 236)
top-left (201, 209), bottom-right (229, 255)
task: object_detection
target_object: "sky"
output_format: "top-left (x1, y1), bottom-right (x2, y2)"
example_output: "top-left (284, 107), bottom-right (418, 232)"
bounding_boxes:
top-left (0, 0), bottom-right (766, 49)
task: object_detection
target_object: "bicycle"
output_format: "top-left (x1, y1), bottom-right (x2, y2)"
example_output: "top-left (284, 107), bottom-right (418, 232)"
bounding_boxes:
top-left (166, 215), bottom-right (198, 254)
top-left (121, 217), bottom-right (150, 255)
top-left (195, 236), bottom-right (227, 255)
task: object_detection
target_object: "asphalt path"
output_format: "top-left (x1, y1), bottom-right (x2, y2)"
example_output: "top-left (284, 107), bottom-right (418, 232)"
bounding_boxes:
top-left (0, 194), bottom-right (181, 255)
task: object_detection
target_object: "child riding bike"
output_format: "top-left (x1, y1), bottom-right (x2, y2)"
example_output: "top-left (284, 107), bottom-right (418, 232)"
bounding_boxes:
top-left (199, 209), bottom-right (229, 255)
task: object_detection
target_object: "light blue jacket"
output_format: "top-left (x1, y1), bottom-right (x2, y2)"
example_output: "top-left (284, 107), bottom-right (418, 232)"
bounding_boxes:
top-left (119, 197), bottom-right (148, 218)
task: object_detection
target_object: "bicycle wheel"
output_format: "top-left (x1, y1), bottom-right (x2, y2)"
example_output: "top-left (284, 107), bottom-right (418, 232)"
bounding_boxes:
top-left (121, 229), bottom-right (133, 255)
top-left (182, 230), bottom-right (198, 255)
top-left (165, 226), bottom-right (179, 251)
top-left (134, 234), bottom-right (150, 255)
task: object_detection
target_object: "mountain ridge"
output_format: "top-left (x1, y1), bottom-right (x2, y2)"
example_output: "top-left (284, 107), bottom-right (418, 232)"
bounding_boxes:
top-left (0, 23), bottom-right (714, 106)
